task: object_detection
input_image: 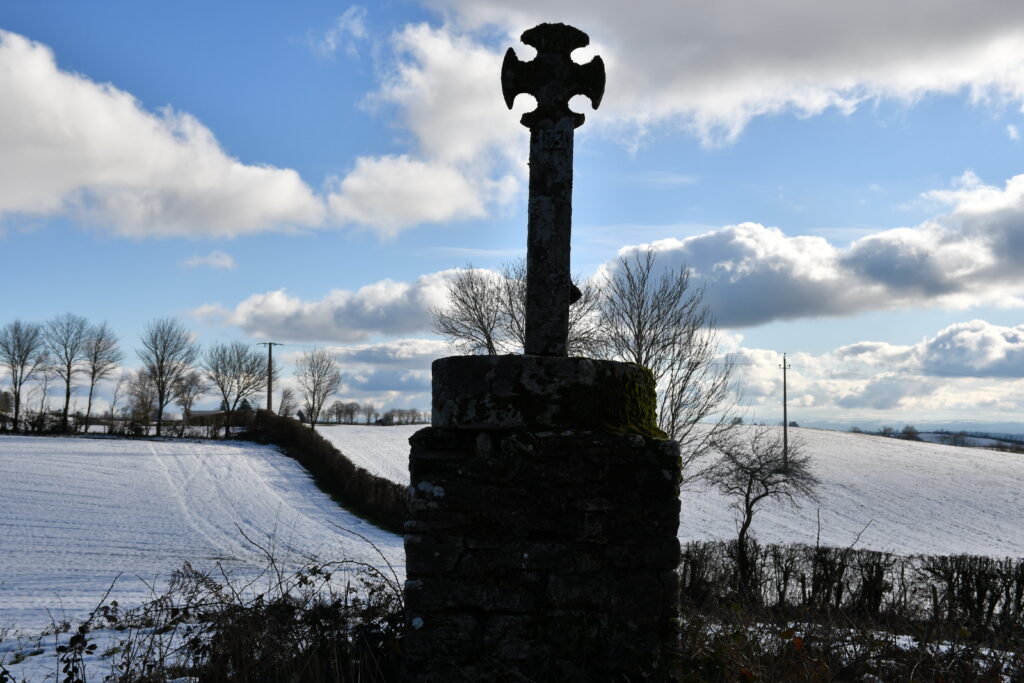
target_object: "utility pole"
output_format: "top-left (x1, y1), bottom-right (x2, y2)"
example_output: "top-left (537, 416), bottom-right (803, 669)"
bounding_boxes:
top-left (258, 342), bottom-right (283, 412)
top-left (780, 352), bottom-right (790, 467)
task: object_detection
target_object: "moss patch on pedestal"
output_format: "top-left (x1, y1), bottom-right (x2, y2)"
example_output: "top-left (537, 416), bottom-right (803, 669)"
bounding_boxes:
top-left (431, 355), bottom-right (668, 438)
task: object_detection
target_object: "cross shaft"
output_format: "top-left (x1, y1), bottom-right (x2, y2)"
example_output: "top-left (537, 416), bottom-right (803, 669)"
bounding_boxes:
top-left (502, 23), bottom-right (605, 356)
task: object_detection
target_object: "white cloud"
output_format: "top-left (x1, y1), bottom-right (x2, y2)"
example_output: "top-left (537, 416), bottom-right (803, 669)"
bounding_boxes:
top-left (427, 0), bottom-right (1024, 145)
top-left (731, 319), bottom-right (1024, 419)
top-left (314, 5), bottom-right (369, 58)
top-left (1008, 124), bottom-right (1020, 140)
top-left (182, 250), bottom-right (237, 270)
top-left (918, 320), bottom-right (1024, 378)
top-left (321, 23), bottom-right (525, 237)
top-left (327, 155), bottom-right (487, 237)
top-left (0, 29), bottom-right (519, 240)
top-left (193, 271), bottom-right (455, 342)
top-left (601, 167), bottom-right (1024, 327)
top-left (0, 31), bottom-right (326, 237)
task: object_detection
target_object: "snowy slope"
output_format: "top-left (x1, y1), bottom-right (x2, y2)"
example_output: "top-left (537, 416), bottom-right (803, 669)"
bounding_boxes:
top-left (320, 424), bottom-right (1024, 558)
top-left (0, 435), bottom-right (403, 634)
top-left (319, 424), bottom-right (420, 485)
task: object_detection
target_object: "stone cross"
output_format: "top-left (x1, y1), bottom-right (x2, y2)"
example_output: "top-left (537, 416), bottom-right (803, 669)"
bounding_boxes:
top-left (502, 23), bottom-right (605, 356)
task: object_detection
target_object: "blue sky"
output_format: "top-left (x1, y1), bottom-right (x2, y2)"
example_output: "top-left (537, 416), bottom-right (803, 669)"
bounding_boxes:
top-left (4, 1), bottom-right (1024, 429)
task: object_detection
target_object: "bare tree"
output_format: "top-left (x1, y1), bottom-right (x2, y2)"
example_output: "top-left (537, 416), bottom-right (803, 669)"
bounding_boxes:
top-left (203, 342), bottom-right (267, 438)
top-left (138, 318), bottom-right (199, 437)
top-left (277, 387), bottom-right (297, 419)
top-left (708, 427), bottom-right (818, 599)
top-left (597, 249), bottom-right (736, 479)
top-left (497, 257), bottom-right (604, 357)
top-left (82, 322), bottom-right (122, 433)
top-left (126, 369), bottom-right (157, 433)
top-left (44, 313), bottom-right (91, 431)
top-left (0, 321), bottom-right (46, 432)
top-left (24, 357), bottom-right (55, 432)
top-left (436, 259), bottom-right (603, 357)
top-left (433, 265), bottom-right (504, 355)
top-left (295, 348), bottom-right (342, 430)
top-left (108, 372), bottom-right (128, 434)
top-left (361, 401), bottom-right (378, 424)
top-left (174, 370), bottom-right (208, 437)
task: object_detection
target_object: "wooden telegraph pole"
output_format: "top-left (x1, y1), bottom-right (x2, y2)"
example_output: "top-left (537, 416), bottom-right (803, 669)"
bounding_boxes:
top-left (258, 342), bottom-right (283, 412)
top-left (780, 352), bottom-right (790, 467)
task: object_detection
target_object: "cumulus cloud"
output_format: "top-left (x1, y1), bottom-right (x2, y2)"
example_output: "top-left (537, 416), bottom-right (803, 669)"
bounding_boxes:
top-left (193, 271), bottom-right (455, 342)
top-left (182, 250), bottom-right (237, 270)
top-left (604, 168), bottom-right (1024, 327)
top-left (918, 320), bottom-right (1024, 377)
top-left (0, 29), bottom-right (518, 239)
top-left (730, 319), bottom-right (1024, 419)
top-left (0, 31), bottom-right (326, 237)
top-left (322, 22), bottom-right (525, 236)
top-left (427, 0), bottom-right (1024, 145)
top-left (330, 338), bottom-right (450, 369)
top-left (327, 155), bottom-right (488, 237)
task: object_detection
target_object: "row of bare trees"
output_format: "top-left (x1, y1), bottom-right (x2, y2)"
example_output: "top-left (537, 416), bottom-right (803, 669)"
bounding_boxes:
top-left (0, 315), bottom-right (370, 438)
top-left (0, 315), bottom-right (123, 433)
top-left (312, 401), bottom-right (427, 425)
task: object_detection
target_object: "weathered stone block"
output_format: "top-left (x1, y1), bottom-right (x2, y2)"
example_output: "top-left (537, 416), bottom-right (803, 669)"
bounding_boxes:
top-left (402, 355), bottom-right (682, 681)
top-left (431, 355), bottom-right (666, 437)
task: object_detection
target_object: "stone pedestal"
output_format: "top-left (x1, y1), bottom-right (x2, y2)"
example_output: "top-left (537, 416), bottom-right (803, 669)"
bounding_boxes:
top-left (402, 356), bottom-right (681, 682)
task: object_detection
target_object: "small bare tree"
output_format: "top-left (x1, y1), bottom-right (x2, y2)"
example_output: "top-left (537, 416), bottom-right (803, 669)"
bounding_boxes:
top-left (361, 401), bottom-right (378, 424)
top-left (597, 248), bottom-right (736, 481)
top-left (708, 427), bottom-right (818, 600)
top-left (82, 322), bottom-right (123, 433)
top-left (435, 260), bottom-right (603, 357)
top-left (277, 387), bottom-right (297, 419)
top-left (295, 348), bottom-right (342, 430)
top-left (28, 357), bottom-right (55, 432)
top-left (108, 372), bottom-right (128, 434)
top-left (497, 257), bottom-right (604, 357)
top-left (433, 265), bottom-right (504, 355)
top-left (138, 318), bottom-right (200, 437)
top-left (0, 320), bottom-right (46, 432)
top-left (44, 313), bottom-right (91, 431)
top-left (126, 369), bottom-right (157, 432)
top-left (174, 370), bottom-right (208, 437)
top-left (203, 342), bottom-right (267, 438)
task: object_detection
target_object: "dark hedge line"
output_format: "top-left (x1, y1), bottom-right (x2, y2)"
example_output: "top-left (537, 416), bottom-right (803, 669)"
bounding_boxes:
top-left (680, 540), bottom-right (1024, 643)
top-left (245, 410), bottom-right (408, 535)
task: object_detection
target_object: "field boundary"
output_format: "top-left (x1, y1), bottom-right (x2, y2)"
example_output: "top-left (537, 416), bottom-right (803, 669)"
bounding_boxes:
top-left (245, 410), bottom-right (408, 535)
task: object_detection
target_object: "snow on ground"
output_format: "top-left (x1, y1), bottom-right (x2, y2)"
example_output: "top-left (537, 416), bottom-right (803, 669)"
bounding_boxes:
top-left (678, 427), bottom-right (1024, 557)
top-left (0, 435), bottom-right (403, 635)
top-left (319, 424), bottom-right (420, 485)
top-left (321, 424), bottom-right (1024, 558)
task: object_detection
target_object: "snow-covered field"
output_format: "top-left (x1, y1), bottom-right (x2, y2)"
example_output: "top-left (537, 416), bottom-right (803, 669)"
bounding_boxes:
top-left (320, 424), bottom-right (419, 485)
top-left (321, 424), bottom-right (1024, 558)
top-left (0, 435), bottom-right (403, 634)
top-left (4, 424), bottom-right (1023, 678)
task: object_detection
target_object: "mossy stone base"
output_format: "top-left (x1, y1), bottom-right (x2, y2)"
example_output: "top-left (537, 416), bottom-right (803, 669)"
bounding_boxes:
top-left (431, 355), bottom-right (666, 438)
top-left (402, 427), bottom-right (682, 682)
